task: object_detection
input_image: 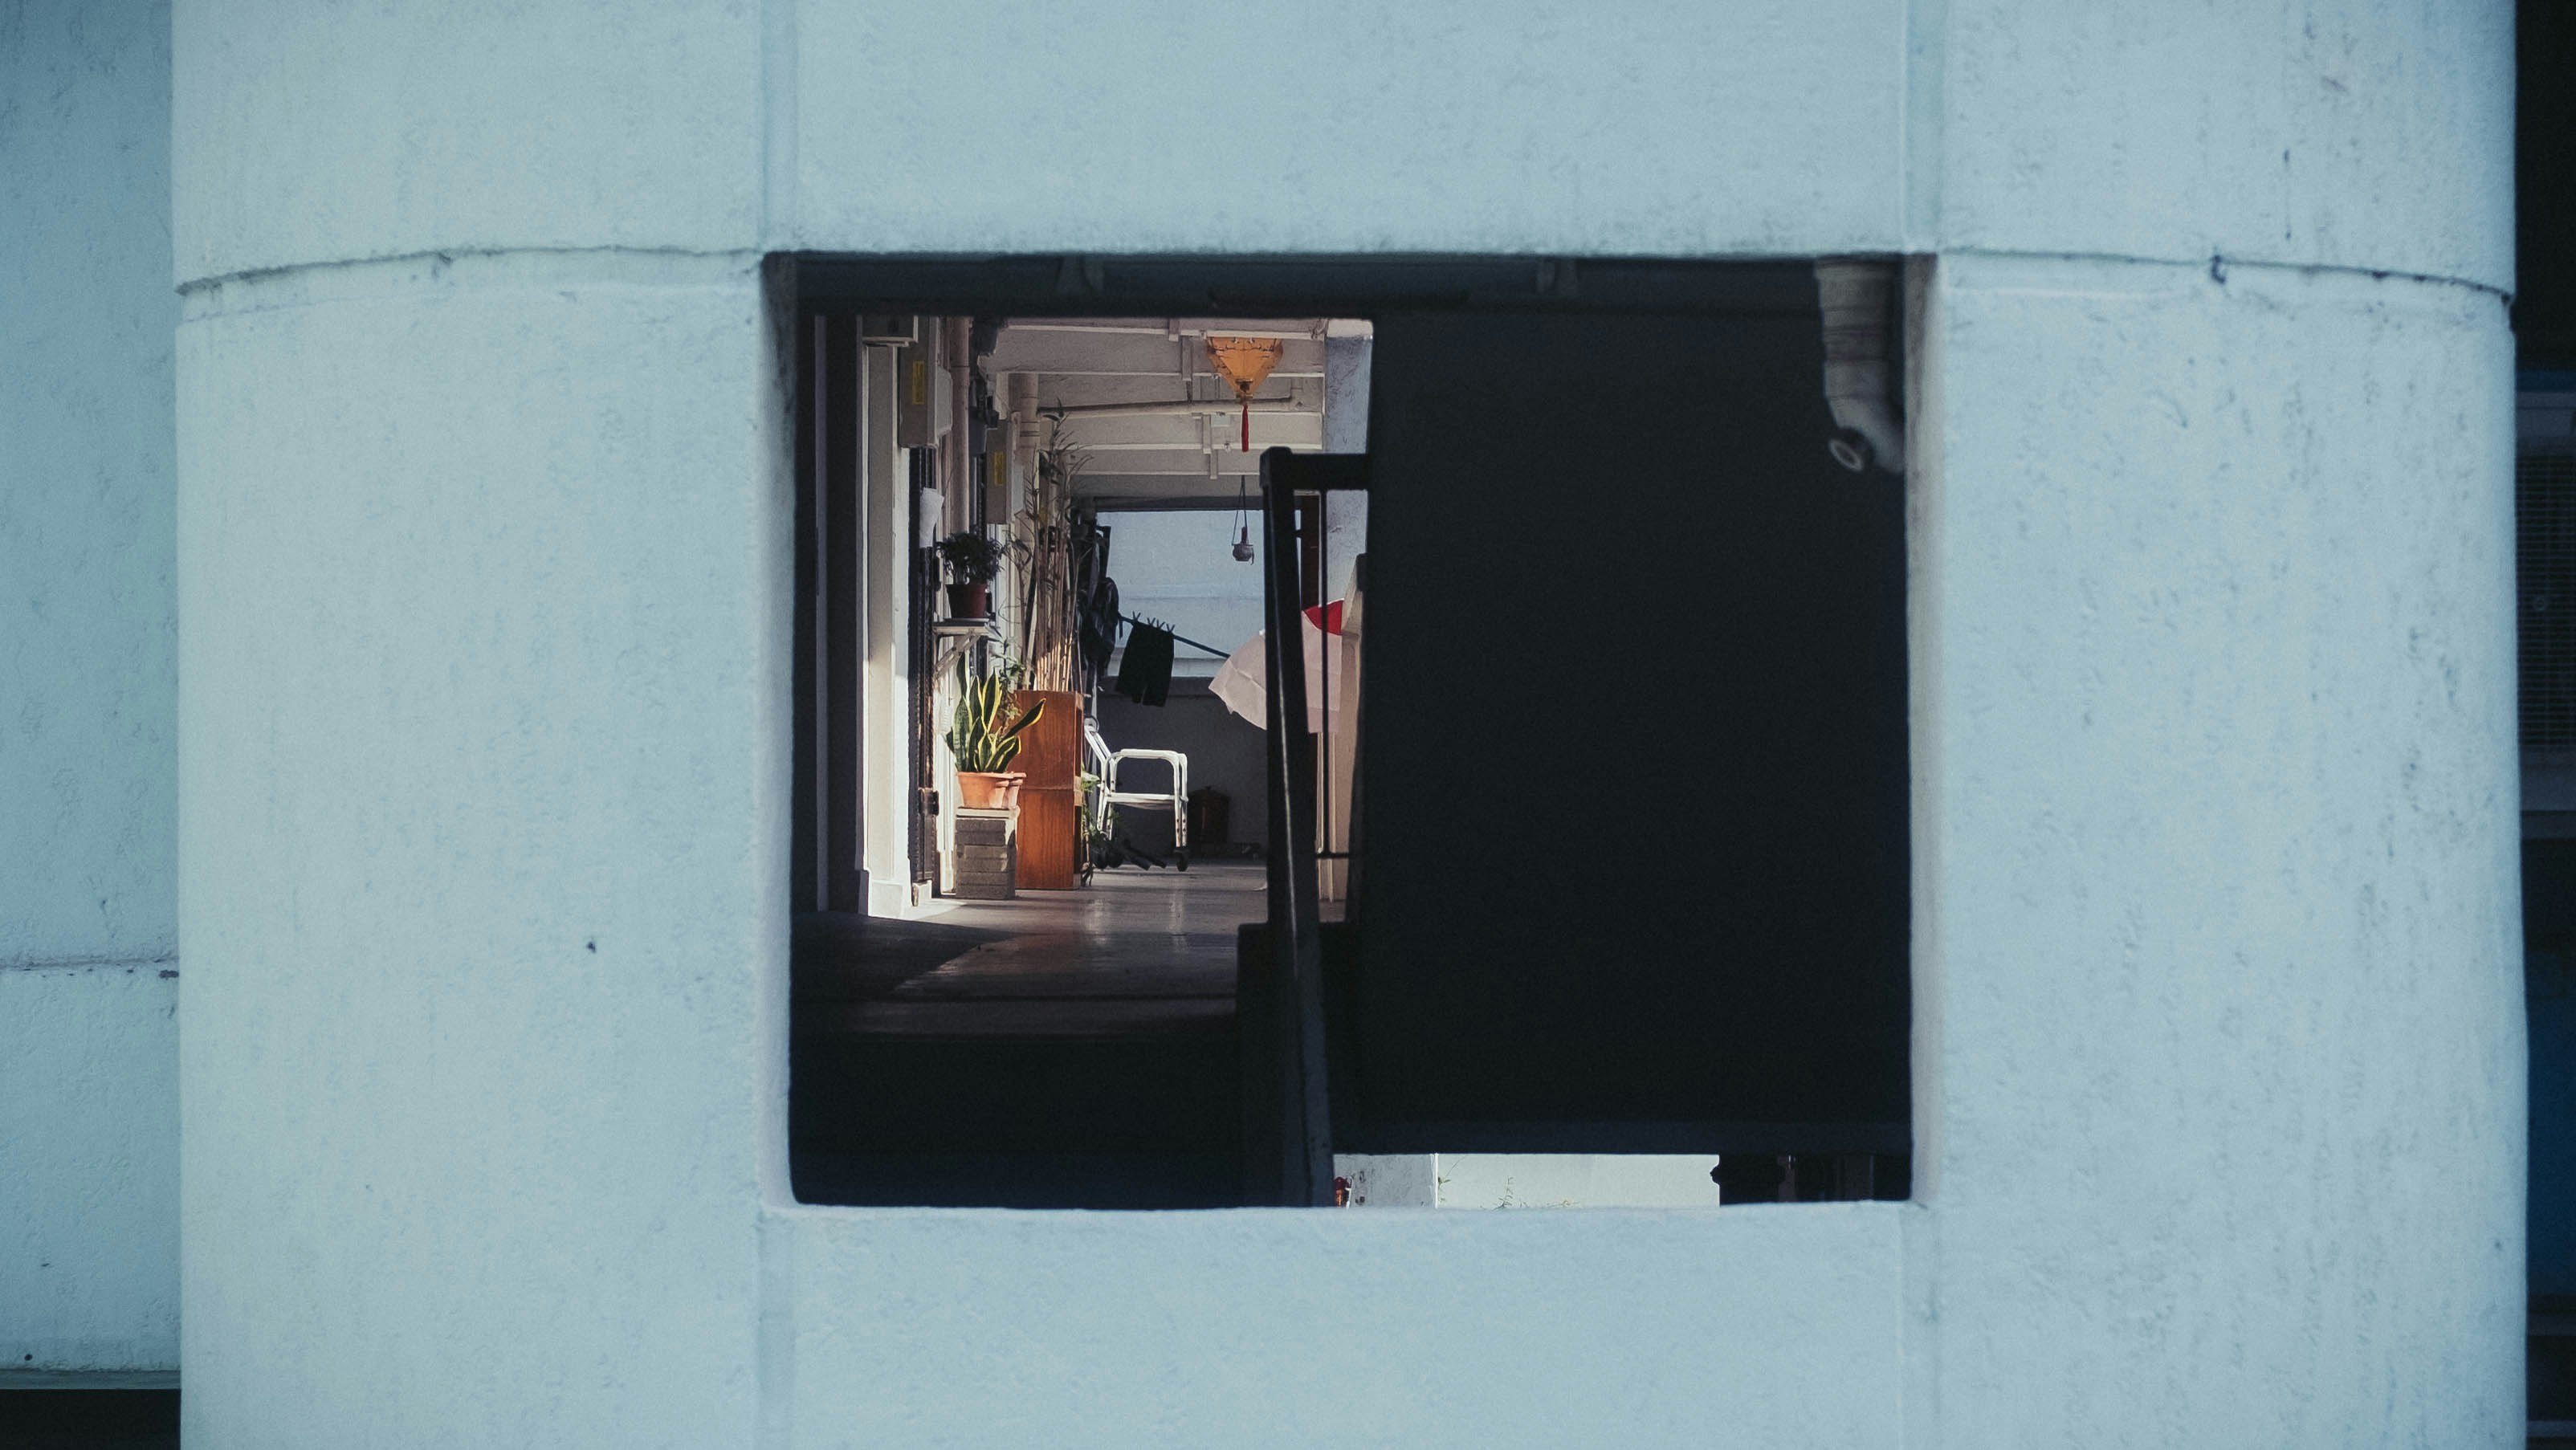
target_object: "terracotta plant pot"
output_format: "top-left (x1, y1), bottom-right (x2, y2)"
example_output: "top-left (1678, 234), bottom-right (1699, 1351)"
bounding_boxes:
top-left (955, 771), bottom-right (1024, 812)
top-left (945, 581), bottom-right (991, 620)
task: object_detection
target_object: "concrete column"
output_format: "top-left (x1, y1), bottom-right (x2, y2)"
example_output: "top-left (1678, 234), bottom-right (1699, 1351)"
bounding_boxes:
top-left (173, 6), bottom-right (776, 1444)
top-left (1909, 5), bottom-right (2521, 1442)
top-left (177, 250), bottom-right (786, 1448)
top-left (862, 347), bottom-right (917, 917)
top-left (1911, 252), bottom-right (2521, 1446)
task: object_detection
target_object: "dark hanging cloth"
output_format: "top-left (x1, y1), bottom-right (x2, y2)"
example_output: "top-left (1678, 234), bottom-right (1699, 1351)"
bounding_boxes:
top-left (1114, 619), bottom-right (1175, 707)
top-left (1072, 523), bottom-right (1118, 693)
top-left (1078, 574), bottom-right (1121, 685)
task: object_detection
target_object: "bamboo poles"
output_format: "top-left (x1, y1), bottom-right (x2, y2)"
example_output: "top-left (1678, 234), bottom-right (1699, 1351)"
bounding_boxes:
top-left (1013, 426), bottom-right (1086, 693)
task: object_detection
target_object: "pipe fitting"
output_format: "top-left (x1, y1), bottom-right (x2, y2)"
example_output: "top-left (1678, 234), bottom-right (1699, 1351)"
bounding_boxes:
top-left (1815, 259), bottom-right (1906, 475)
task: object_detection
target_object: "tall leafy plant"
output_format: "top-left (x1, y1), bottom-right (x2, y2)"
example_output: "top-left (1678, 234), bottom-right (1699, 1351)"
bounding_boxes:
top-left (947, 657), bottom-right (1045, 773)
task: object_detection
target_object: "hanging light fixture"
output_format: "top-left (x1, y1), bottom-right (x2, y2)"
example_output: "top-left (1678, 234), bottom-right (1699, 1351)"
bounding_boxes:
top-left (1204, 336), bottom-right (1284, 453)
top-left (1230, 475), bottom-right (1255, 561)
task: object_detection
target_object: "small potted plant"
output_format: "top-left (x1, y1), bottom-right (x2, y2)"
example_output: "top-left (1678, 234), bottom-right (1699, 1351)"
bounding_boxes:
top-left (936, 531), bottom-right (1002, 620)
top-left (947, 658), bottom-right (1044, 811)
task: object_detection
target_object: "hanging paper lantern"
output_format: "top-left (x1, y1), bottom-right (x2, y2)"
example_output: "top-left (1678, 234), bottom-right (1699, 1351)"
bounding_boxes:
top-left (1204, 336), bottom-right (1284, 452)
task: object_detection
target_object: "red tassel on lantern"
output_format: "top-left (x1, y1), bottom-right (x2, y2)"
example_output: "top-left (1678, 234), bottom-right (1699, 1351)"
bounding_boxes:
top-left (1205, 336), bottom-right (1285, 454)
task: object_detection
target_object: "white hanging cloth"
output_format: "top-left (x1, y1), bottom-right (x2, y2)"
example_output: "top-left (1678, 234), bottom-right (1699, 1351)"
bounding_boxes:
top-left (1209, 602), bottom-right (1349, 734)
top-left (1209, 589), bottom-right (1366, 902)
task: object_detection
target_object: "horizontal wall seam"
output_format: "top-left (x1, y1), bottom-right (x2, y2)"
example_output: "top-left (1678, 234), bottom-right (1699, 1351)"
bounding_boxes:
top-left (0, 951), bottom-right (177, 974)
top-left (177, 245), bottom-right (765, 323)
top-left (0, 1371), bottom-right (182, 1391)
top-left (178, 242), bottom-right (2509, 322)
top-left (1937, 245), bottom-right (2511, 302)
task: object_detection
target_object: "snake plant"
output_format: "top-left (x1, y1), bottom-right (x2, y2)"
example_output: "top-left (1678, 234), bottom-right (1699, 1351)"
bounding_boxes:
top-left (947, 658), bottom-right (1045, 773)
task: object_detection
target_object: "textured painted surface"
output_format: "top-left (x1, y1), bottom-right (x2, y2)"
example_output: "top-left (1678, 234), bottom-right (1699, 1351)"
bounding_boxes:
top-left (0, 965), bottom-right (179, 1371)
top-left (1912, 255), bottom-right (2523, 1445)
top-left (789, 1), bottom-right (1903, 259)
top-left (161, 0), bottom-right (2517, 282)
top-left (1934, 2), bottom-right (2513, 288)
top-left (171, 0), bottom-right (764, 283)
top-left (2, 0), bottom-right (177, 965)
top-left (766, 1204), bottom-right (1904, 1448)
top-left (0, 0), bottom-right (181, 1371)
top-left (148, 0), bottom-right (2524, 1443)
top-left (177, 253), bottom-right (789, 1445)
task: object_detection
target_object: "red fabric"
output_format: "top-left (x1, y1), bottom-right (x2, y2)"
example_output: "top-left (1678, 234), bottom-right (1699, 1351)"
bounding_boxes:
top-left (1303, 601), bottom-right (1345, 635)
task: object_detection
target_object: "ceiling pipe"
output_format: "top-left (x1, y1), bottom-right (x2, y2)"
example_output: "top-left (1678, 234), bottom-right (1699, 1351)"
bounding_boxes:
top-left (1003, 322), bottom-right (1328, 341)
top-left (1042, 399), bottom-right (1310, 421)
top-left (1815, 259), bottom-right (1906, 475)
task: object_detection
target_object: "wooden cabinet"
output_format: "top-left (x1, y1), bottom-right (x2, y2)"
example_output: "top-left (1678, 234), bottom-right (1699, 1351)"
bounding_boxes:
top-left (1010, 690), bottom-right (1083, 890)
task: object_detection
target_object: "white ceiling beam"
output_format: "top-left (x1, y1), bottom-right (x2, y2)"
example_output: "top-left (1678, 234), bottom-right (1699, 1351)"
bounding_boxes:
top-left (1005, 316), bottom-right (1335, 340)
top-left (1074, 475), bottom-right (1267, 504)
top-left (988, 329), bottom-right (1326, 377)
top-left (1070, 446), bottom-right (1319, 478)
top-left (1057, 416), bottom-right (1323, 450)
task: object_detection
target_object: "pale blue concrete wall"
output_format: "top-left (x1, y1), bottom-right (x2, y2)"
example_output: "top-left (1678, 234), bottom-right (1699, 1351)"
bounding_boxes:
top-left (177, 250), bottom-right (788, 1444)
top-left (157, 2), bottom-right (2523, 1444)
top-left (764, 1202), bottom-right (1906, 1445)
top-left (1913, 252), bottom-right (2523, 1448)
top-left (0, 0), bottom-right (181, 1373)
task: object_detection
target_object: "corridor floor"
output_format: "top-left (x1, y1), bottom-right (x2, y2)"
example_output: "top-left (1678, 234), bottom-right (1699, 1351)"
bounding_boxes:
top-left (788, 862), bottom-right (1264, 1208)
top-left (801, 861), bottom-right (1257, 1039)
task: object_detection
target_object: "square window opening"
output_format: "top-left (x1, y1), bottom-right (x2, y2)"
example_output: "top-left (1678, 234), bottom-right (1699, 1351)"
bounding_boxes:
top-left (783, 257), bottom-right (1913, 1210)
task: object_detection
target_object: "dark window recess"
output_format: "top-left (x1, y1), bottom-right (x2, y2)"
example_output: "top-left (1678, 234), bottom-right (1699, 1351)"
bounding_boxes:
top-left (2524, 448), bottom-right (2576, 754)
top-left (791, 257), bottom-right (1912, 1208)
top-left (789, 313), bottom-right (866, 915)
